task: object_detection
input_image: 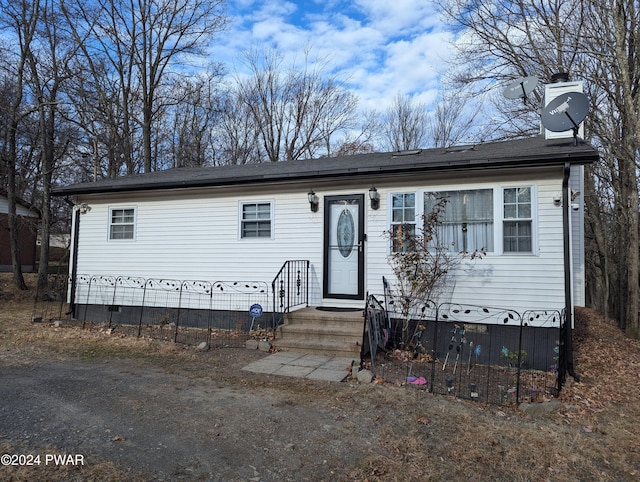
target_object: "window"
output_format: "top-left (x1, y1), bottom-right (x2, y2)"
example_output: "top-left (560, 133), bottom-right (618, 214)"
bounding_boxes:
top-left (424, 190), bottom-right (494, 252)
top-left (390, 193), bottom-right (416, 252)
top-left (241, 202), bottom-right (272, 238)
top-left (503, 187), bottom-right (532, 253)
top-left (109, 208), bottom-right (135, 240)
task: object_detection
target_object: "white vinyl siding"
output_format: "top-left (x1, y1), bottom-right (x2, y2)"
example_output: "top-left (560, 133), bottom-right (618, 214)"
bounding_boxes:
top-left (74, 189), bottom-right (323, 309)
top-left (0, 195), bottom-right (39, 218)
top-left (71, 166), bottom-right (584, 320)
top-left (372, 175), bottom-right (561, 316)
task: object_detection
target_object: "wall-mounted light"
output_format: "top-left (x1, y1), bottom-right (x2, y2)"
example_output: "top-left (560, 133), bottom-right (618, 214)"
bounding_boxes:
top-left (369, 186), bottom-right (380, 210)
top-left (308, 189), bottom-right (319, 213)
top-left (75, 203), bottom-right (91, 214)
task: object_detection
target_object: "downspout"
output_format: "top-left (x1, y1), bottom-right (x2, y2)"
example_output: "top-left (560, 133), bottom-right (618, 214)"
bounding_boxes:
top-left (65, 197), bottom-right (80, 317)
top-left (562, 163), bottom-right (580, 382)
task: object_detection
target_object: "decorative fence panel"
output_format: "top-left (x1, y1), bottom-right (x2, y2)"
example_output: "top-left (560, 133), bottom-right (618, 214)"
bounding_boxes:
top-left (33, 274), bottom-right (271, 349)
top-left (362, 293), bottom-right (564, 405)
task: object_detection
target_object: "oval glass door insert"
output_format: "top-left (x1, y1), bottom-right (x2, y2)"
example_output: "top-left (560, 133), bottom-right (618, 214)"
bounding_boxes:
top-left (337, 209), bottom-right (355, 257)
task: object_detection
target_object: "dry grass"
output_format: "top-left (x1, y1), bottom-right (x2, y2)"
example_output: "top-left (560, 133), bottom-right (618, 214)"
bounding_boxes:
top-left (1, 273), bottom-right (640, 481)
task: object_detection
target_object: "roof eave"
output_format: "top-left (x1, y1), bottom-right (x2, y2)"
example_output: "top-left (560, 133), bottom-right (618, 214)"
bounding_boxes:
top-left (51, 152), bottom-right (597, 197)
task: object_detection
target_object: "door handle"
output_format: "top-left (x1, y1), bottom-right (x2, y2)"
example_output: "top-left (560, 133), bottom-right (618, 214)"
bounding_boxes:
top-left (358, 240), bottom-right (363, 252)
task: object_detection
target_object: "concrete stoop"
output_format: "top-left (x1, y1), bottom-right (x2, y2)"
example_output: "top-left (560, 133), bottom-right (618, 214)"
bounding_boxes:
top-left (273, 306), bottom-right (364, 358)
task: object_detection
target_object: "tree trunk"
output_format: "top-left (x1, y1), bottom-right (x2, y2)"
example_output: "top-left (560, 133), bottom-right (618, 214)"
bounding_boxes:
top-left (623, 162), bottom-right (639, 337)
top-left (6, 161), bottom-right (28, 290)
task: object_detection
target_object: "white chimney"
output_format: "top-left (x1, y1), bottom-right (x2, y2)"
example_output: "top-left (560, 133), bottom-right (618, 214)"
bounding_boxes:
top-left (543, 73), bottom-right (584, 140)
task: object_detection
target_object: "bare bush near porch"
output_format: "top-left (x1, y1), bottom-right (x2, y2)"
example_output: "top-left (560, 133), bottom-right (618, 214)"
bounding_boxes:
top-left (386, 197), bottom-right (485, 346)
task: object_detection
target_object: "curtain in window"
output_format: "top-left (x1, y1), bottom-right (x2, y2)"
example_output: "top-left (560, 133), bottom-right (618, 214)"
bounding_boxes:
top-left (424, 190), bottom-right (493, 252)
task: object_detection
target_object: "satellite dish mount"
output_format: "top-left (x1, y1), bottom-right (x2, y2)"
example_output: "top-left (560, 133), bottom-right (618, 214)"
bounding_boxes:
top-left (541, 92), bottom-right (590, 146)
top-left (503, 76), bottom-right (539, 104)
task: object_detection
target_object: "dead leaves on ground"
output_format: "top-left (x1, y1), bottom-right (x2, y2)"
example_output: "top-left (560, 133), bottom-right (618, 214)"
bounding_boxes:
top-left (558, 307), bottom-right (640, 414)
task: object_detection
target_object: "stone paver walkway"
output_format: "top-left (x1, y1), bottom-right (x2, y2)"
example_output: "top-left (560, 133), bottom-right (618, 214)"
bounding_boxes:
top-left (242, 352), bottom-right (357, 382)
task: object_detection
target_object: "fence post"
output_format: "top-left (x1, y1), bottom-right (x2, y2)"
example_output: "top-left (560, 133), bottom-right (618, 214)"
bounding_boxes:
top-left (429, 304), bottom-right (440, 393)
top-left (138, 279), bottom-right (149, 338)
top-left (516, 313), bottom-right (524, 403)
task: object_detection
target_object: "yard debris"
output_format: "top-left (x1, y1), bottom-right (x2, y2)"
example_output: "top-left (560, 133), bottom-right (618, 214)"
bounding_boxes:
top-left (558, 307), bottom-right (640, 413)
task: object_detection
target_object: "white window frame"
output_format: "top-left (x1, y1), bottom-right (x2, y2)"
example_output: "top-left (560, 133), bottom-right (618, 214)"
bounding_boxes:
top-left (108, 206), bottom-right (137, 241)
top-left (386, 185), bottom-right (538, 257)
top-left (424, 188), bottom-right (495, 253)
top-left (499, 185), bottom-right (537, 255)
top-left (388, 192), bottom-right (417, 253)
top-left (239, 200), bottom-right (274, 240)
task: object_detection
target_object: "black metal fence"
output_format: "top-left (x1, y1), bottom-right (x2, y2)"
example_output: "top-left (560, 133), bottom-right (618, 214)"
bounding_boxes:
top-left (363, 293), bottom-right (563, 405)
top-left (32, 274), bottom-right (272, 348)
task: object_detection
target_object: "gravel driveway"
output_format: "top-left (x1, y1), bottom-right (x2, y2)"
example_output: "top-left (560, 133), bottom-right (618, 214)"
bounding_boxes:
top-left (1, 355), bottom-right (384, 481)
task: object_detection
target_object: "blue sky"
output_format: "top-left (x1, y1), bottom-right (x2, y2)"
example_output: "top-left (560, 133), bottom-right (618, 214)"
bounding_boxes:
top-left (216, 0), bottom-right (456, 112)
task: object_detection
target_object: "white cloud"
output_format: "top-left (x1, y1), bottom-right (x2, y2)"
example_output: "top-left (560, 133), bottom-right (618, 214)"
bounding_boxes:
top-left (217, 0), bottom-right (457, 112)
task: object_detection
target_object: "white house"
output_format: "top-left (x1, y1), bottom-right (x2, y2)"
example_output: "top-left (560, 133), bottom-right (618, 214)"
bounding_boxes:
top-left (53, 135), bottom-right (598, 330)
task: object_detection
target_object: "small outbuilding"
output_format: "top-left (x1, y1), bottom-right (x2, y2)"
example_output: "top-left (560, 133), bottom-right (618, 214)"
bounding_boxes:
top-left (0, 189), bottom-right (39, 273)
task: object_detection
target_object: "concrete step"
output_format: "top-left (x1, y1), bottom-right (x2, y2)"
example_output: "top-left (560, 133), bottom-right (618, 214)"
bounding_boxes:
top-left (277, 323), bottom-right (362, 343)
top-left (273, 306), bottom-right (365, 358)
top-left (284, 307), bottom-right (364, 327)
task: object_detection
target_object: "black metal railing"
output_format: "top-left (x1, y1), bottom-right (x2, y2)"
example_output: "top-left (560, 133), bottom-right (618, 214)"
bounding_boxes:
top-left (361, 291), bottom-right (566, 405)
top-left (271, 260), bottom-right (310, 335)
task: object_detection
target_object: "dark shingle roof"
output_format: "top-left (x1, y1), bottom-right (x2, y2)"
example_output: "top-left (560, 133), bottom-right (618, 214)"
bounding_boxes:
top-left (52, 136), bottom-right (599, 196)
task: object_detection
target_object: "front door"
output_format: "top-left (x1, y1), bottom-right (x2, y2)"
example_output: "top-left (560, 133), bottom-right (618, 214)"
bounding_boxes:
top-left (323, 194), bottom-right (365, 299)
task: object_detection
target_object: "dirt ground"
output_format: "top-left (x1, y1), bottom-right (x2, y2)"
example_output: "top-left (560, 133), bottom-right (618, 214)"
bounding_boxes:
top-left (1, 274), bottom-right (640, 481)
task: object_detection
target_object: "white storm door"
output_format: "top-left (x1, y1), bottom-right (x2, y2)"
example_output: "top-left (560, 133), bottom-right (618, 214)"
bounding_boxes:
top-left (324, 195), bottom-right (365, 299)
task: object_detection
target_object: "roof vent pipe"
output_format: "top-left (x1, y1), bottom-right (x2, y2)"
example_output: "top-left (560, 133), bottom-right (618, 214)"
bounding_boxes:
top-left (551, 72), bottom-right (570, 83)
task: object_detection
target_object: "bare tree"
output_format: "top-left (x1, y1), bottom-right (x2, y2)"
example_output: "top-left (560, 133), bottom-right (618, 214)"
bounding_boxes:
top-left (160, 71), bottom-right (224, 168)
top-left (214, 91), bottom-right (261, 165)
top-left (438, 0), bottom-right (640, 336)
top-left (61, 0), bottom-right (140, 177)
top-left (580, 0), bottom-right (640, 336)
top-left (332, 109), bottom-right (381, 157)
top-left (23, 0), bottom-right (77, 289)
top-left (438, 0), bottom-right (586, 138)
top-left (234, 49), bottom-right (358, 162)
top-left (62, 0), bottom-right (227, 174)
top-left (0, 0), bottom-right (40, 290)
top-left (427, 90), bottom-right (481, 147)
top-left (386, 197), bottom-right (485, 346)
top-left (383, 92), bottom-right (429, 151)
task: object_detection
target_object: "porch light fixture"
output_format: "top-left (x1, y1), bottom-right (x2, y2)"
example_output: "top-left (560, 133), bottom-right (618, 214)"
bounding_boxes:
top-left (308, 189), bottom-right (319, 213)
top-left (75, 203), bottom-right (91, 214)
top-left (369, 186), bottom-right (380, 210)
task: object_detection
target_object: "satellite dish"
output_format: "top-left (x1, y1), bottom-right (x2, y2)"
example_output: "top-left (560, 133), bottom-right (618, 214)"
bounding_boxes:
top-left (503, 76), bottom-right (539, 101)
top-left (541, 91), bottom-right (589, 143)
